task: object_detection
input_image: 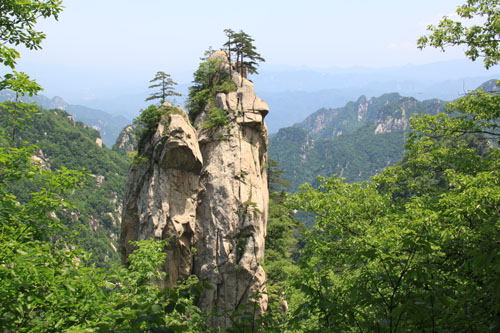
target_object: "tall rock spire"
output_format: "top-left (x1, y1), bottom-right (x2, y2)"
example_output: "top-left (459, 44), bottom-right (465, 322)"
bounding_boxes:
top-left (120, 51), bottom-right (269, 329)
top-left (193, 50), bottom-right (269, 326)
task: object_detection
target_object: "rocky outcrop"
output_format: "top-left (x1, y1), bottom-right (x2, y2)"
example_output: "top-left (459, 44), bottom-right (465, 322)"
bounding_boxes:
top-left (31, 148), bottom-right (51, 170)
top-left (374, 106), bottom-right (409, 134)
top-left (193, 51), bottom-right (269, 326)
top-left (113, 125), bottom-right (137, 154)
top-left (120, 51), bottom-right (269, 328)
top-left (120, 108), bottom-right (203, 286)
top-left (95, 137), bottom-right (103, 147)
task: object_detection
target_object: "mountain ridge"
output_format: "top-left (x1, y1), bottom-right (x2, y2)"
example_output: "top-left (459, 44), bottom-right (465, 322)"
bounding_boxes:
top-left (0, 91), bottom-right (130, 147)
top-left (269, 92), bottom-right (447, 191)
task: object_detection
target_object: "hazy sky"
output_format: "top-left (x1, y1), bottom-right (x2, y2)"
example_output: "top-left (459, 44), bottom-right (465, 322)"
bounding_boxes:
top-left (9, 0), bottom-right (487, 101)
top-left (23, 1), bottom-right (469, 69)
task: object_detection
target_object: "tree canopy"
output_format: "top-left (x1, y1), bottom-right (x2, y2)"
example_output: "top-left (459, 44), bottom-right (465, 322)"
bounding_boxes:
top-left (418, 0), bottom-right (500, 69)
top-left (0, 0), bottom-right (63, 70)
top-left (285, 1), bottom-right (500, 330)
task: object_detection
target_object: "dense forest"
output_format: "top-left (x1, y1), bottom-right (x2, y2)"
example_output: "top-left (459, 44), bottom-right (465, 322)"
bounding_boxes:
top-left (1, 0), bottom-right (500, 331)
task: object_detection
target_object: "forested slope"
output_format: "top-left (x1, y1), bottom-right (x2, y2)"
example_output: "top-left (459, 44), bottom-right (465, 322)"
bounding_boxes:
top-left (269, 93), bottom-right (445, 190)
top-left (0, 106), bottom-right (129, 267)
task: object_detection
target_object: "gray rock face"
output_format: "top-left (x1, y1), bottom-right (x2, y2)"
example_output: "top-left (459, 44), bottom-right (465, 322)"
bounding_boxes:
top-left (192, 51), bottom-right (269, 327)
top-left (194, 74), bottom-right (269, 327)
top-left (120, 108), bottom-right (203, 286)
top-left (120, 52), bottom-right (269, 328)
top-left (113, 125), bottom-right (136, 154)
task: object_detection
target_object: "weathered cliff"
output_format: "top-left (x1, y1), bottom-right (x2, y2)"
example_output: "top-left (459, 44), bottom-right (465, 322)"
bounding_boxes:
top-left (120, 51), bottom-right (269, 327)
top-left (193, 51), bottom-right (269, 326)
top-left (113, 125), bottom-right (136, 154)
top-left (120, 108), bottom-right (203, 286)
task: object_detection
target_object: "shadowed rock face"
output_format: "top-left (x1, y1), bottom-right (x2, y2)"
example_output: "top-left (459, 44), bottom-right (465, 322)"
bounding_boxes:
top-left (120, 108), bottom-right (202, 286)
top-left (120, 51), bottom-right (269, 328)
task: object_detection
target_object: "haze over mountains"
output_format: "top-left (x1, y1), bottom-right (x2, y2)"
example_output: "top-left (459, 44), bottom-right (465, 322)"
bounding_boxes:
top-left (13, 58), bottom-right (500, 134)
top-left (269, 92), bottom-right (446, 191)
top-left (0, 91), bottom-right (129, 147)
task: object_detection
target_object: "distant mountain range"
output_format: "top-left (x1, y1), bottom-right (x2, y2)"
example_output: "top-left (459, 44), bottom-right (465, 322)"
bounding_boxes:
top-left (16, 59), bottom-right (500, 134)
top-left (269, 92), bottom-right (447, 191)
top-left (0, 91), bottom-right (130, 147)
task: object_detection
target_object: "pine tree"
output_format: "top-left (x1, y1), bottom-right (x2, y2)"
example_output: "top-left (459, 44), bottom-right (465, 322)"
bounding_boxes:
top-left (223, 29), bottom-right (265, 78)
top-left (145, 71), bottom-right (181, 103)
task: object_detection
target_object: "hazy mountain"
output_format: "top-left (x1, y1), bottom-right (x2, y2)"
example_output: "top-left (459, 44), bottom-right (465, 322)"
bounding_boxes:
top-left (269, 93), bottom-right (446, 191)
top-left (15, 59), bottom-right (500, 134)
top-left (0, 91), bottom-right (130, 147)
top-left (257, 75), bottom-right (500, 133)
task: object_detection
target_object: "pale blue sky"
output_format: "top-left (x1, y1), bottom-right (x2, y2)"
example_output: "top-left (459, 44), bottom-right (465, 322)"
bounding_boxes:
top-left (11, 0), bottom-right (491, 102)
top-left (26, 0), bottom-right (468, 70)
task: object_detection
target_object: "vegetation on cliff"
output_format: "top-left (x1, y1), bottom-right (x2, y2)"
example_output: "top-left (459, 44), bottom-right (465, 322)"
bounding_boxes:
top-left (0, 106), bottom-right (128, 267)
top-left (186, 29), bottom-right (264, 124)
top-left (186, 57), bottom-right (236, 122)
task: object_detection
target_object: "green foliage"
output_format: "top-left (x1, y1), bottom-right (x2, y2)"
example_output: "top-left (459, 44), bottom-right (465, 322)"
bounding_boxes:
top-left (418, 0), bottom-right (500, 69)
top-left (0, 75), bottom-right (42, 144)
top-left (223, 29), bottom-right (265, 77)
top-left (186, 58), bottom-right (235, 121)
top-left (202, 106), bottom-right (229, 130)
top-left (270, 125), bottom-right (405, 193)
top-left (133, 104), bottom-right (183, 154)
top-left (145, 71), bottom-right (181, 104)
top-left (287, 85), bottom-right (500, 331)
top-left (0, 0), bottom-right (62, 130)
top-left (130, 151), bottom-right (149, 167)
top-left (0, 106), bottom-right (129, 267)
top-left (133, 104), bottom-right (161, 150)
top-left (0, 241), bottom-right (108, 332)
top-left (0, 0), bottom-right (63, 70)
top-left (92, 240), bottom-right (207, 332)
top-left (0, 97), bottom-right (103, 333)
top-left (261, 160), bottom-right (304, 329)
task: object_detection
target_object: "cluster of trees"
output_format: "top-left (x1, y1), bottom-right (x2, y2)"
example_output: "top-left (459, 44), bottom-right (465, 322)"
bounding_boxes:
top-left (282, 1), bottom-right (500, 330)
top-left (223, 29), bottom-right (265, 78)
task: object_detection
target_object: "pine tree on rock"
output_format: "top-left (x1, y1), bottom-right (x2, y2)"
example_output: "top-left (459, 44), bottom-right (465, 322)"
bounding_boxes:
top-left (145, 71), bottom-right (181, 104)
top-left (223, 29), bottom-right (265, 79)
